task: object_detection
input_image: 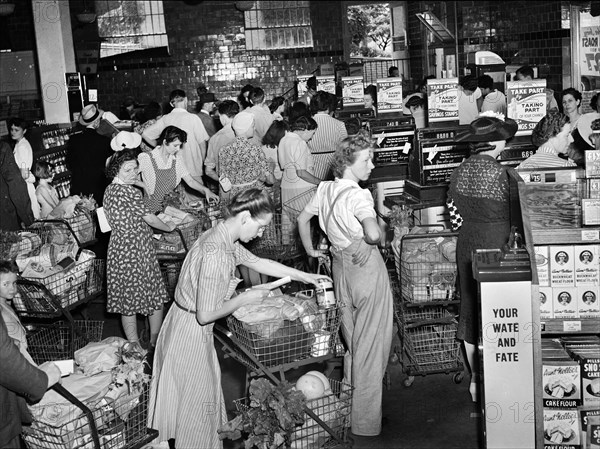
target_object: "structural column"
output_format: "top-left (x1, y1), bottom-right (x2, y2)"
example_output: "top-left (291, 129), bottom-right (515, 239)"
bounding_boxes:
top-left (32, 0), bottom-right (76, 124)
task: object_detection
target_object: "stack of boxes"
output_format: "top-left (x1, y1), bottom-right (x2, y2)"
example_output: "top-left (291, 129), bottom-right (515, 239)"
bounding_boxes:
top-left (583, 143), bottom-right (600, 226)
top-left (536, 245), bottom-right (600, 320)
top-left (541, 336), bottom-right (599, 448)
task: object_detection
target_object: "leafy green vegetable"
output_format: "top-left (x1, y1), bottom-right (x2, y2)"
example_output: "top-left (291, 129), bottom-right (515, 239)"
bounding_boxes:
top-left (219, 378), bottom-right (307, 449)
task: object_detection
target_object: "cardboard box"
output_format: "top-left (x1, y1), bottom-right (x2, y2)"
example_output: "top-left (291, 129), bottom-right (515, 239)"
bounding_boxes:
top-left (543, 360), bottom-right (582, 409)
top-left (583, 199), bottom-right (600, 226)
top-left (586, 150), bottom-right (600, 178)
top-left (578, 407), bottom-right (600, 449)
top-left (575, 245), bottom-right (599, 286)
top-left (535, 245), bottom-right (550, 286)
top-left (539, 286), bottom-right (554, 319)
top-left (543, 409), bottom-right (581, 447)
top-left (571, 351), bottom-right (600, 407)
top-left (589, 179), bottom-right (600, 199)
top-left (550, 246), bottom-right (575, 287)
top-left (578, 286), bottom-right (600, 318)
top-left (553, 287), bottom-right (579, 319)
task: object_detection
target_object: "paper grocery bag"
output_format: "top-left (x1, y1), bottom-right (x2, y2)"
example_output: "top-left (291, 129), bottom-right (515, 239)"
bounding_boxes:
top-left (96, 207), bottom-right (111, 233)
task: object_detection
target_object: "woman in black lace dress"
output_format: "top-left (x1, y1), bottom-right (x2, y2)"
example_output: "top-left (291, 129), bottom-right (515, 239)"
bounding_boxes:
top-left (447, 114), bottom-right (518, 402)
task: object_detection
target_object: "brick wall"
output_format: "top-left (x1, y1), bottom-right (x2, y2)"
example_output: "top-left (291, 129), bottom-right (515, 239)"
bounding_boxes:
top-left (90, 0), bottom-right (345, 114)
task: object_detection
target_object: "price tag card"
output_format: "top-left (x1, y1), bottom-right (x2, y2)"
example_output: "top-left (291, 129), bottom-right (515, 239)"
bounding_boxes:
top-left (581, 229), bottom-right (600, 241)
top-left (563, 320), bottom-right (582, 332)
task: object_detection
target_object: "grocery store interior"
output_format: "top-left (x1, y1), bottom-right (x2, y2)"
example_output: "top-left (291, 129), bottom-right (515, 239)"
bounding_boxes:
top-left (1, 1), bottom-right (599, 449)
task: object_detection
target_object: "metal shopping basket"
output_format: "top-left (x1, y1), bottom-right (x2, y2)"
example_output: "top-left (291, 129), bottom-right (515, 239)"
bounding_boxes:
top-left (15, 259), bottom-right (105, 318)
top-left (282, 188), bottom-right (317, 222)
top-left (29, 211), bottom-right (98, 248)
top-left (247, 212), bottom-right (305, 265)
top-left (22, 384), bottom-right (158, 449)
top-left (153, 209), bottom-right (212, 258)
top-left (234, 378), bottom-right (353, 449)
top-left (26, 320), bottom-right (104, 364)
top-left (223, 290), bottom-right (343, 373)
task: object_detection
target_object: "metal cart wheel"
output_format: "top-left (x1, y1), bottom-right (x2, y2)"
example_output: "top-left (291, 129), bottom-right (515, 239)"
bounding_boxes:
top-left (453, 372), bottom-right (465, 384)
top-left (404, 375), bottom-right (415, 387)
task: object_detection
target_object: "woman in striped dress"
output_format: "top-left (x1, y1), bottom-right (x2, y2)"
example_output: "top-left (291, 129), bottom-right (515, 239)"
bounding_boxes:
top-left (148, 189), bottom-right (324, 449)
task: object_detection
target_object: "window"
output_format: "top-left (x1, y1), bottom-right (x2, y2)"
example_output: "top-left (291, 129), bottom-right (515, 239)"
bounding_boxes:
top-left (95, 0), bottom-right (168, 58)
top-left (244, 1), bottom-right (313, 50)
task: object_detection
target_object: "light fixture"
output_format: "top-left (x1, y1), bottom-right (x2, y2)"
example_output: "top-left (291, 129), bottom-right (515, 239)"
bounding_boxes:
top-left (76, 11), bottom-right (97, 24)
top-left (235, 1), bottom-right (255, 12)
top-left (76, 0), bottom-right (96, 24)
top-left (0, 2), bottom-right (15, 17)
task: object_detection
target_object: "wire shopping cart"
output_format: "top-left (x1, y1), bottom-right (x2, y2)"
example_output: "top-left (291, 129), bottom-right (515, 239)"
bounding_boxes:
top-left (29, 211), bottom-right (98, 249)
top-left (394, 230), bottom-right (464, 387)
top-left (247, 212), bottom-right (306, 268)
top-left (219, 289), bottom-right (343, 377)
top-left (26, 320), bottom-right (104, 365)
top-left (22, 383), bottom-right (158, 449)
top-left (214, 288), bottom-right (352, 449)
top-left (282, 188), bottom-right (317, 223)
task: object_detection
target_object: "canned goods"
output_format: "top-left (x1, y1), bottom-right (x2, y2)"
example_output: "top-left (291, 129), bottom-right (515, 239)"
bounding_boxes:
top-left (316, 278), bottom-right (336, 309)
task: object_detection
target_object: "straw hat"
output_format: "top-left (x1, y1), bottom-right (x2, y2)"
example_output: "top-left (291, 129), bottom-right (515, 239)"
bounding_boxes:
top-left (110, 131), bottom-right (142, 152)
top-left (79, 104), bottom-right (104, 126)
top-left (456, 115), bottom-right (518, 142)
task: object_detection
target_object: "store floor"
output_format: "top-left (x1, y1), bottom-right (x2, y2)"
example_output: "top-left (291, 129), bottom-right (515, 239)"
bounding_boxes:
top-left (86, 301), bottom-right (482, 449)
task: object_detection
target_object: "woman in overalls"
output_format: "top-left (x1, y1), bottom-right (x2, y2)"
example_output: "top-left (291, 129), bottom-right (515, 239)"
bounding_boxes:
top-left (137, 125), bottom-right (218, 213)
top-left (297, 131), bottom-right (393, 437)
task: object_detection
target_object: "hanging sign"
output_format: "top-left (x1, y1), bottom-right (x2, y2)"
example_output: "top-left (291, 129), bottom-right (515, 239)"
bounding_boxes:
top-left (426, 78), bottom-right (459, 123)
top-left (376, 77), bottom-right (403, 114)
top-left (506, 80), bottom-right (547, 136)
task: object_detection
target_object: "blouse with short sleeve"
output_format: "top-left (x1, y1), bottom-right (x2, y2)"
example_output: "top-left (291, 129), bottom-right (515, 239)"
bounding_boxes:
top-left (304, 178), bottom-right (376, 251)
top-left (278, 132), bottom-right (315, 190)
top-left (138, 147), bottom-right (190, 195)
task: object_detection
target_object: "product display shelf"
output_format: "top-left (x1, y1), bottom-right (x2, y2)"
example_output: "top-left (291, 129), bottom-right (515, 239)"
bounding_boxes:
top-left (518, 180), bottom-right (599, 449)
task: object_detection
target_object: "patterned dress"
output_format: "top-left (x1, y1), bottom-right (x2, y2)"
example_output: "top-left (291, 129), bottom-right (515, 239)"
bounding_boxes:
top-left (104, 183), bottom-right (166, 315)
top-left (218, 136), bottom-right (270, 203)
top-left (148, 223), bottom-right (250, 449)
top-left (447, 154), bottom-right (516, 344)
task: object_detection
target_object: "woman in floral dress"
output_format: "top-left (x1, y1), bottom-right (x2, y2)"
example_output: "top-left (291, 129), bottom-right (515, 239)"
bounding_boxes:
top-left (218, 111), bottom-right (274, 204)
top-left (104, 148), bottom-right (175, 352)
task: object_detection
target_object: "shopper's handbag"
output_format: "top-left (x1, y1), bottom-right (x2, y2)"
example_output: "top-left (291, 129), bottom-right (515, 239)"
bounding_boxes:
top-left (446, 198), bottom-right (463, 231)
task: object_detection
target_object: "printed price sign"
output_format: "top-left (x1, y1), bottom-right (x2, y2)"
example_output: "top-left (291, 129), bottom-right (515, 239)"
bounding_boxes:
top-left (297, 75), bottom-right (312, 97)
top-left (506, 80), bottom-right (546, 136)
top-left (376, 77), bottom-right (403, 113)
top-left (341, 76), bottom-right (364, 108)
top-left (581, 26), bottom-right (600, 78)
top-left (426, 78), bottom-right (459, 123)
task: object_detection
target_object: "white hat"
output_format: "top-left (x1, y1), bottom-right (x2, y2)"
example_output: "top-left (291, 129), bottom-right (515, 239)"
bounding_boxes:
top-left (79, 104), bottom-right (104, 126)
top-left (110, 131), bottom-right (142, 152)
top-left (232, 111), bottom-right (255, 135)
